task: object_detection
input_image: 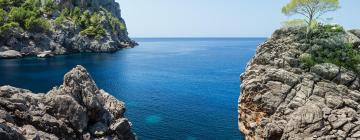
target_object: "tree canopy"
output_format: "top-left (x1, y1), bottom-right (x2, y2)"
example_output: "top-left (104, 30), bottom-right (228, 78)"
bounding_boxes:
top-left (282, 0), bottom-right (340, 32)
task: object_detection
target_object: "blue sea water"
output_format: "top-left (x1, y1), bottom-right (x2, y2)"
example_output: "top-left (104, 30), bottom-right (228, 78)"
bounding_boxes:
top-left (0, 38), bottom-right (265, 140)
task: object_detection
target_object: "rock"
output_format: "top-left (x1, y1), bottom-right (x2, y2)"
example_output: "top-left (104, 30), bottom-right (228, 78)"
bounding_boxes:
top-left (0, 65), bottom-right (136, 139)
top-left (37, 51), bottom-right (54, 58)
top-left (349, 29), bottom-right (360, 38)
top-left (239, 28), bottom-right (360, 139)
top-left (88, 122), bottom-right (108, 137)
top-left (311, 63), bottom-right (339, 81)
top-left (0, 123), bottom-right (24, 140)
top-left (110, 118), bottom-right (134, 139)
top-left (347, 31), bottom-right (360, 46)
top-left (0, 50), bottom-right (22, 59)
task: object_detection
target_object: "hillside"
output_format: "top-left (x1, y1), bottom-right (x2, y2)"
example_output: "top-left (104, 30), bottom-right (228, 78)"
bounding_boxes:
top-left (0, 0), bottom-right (137, 58)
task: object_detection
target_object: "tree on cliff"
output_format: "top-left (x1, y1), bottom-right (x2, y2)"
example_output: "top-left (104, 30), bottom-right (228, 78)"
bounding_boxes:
top-left (282, 0), bottom-right (340, 34)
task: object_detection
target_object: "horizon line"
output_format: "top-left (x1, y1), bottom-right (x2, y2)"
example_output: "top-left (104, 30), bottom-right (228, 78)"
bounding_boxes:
top-left (130, 36), bottom-right (268, 38)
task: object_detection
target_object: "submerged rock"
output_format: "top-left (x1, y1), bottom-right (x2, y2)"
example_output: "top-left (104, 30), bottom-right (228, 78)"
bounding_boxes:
top-left (0, 65), bottom-right (136, 140)
top-left (239, 27), bottom-right (360, 139)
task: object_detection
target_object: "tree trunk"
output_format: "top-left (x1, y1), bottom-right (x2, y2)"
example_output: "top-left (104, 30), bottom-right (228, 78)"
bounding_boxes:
top-left (306, 15), bottom-right (314, 38)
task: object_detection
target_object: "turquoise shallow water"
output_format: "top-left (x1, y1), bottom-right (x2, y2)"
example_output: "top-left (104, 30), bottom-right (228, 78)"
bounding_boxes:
top-left (0, 38), bottom-right (265, 140)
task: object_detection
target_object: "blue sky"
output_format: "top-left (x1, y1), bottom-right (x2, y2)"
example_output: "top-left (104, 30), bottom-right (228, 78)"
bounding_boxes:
top-left (117, 0), bottom-right (360, 37)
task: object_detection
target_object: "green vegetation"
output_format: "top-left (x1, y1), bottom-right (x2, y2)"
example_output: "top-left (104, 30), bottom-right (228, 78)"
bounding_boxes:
top-left (0, 0), bottom-right (51, 33)
top-left (282, 0), bottom-right (340, 34)
top-left (299, 24), bottom-right (360, 73)
top-left (0, 0), bottom-right (125, 38)
top-left (25, 16), bottom-right (50, 32)
top-left (53, 6), bottom-right (125, 38)
top-left (282, 19), bottom-right (306, 27)
top-left (80, 26), bottom-right (106, 38)
top-left (103, 8), bottom-right (126, 33)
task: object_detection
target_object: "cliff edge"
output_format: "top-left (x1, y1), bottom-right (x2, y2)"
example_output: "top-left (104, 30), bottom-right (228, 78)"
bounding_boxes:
top-left (0, 65), bottom-right (136, 140)
top-left (239, 27), bottom-right (360, 139)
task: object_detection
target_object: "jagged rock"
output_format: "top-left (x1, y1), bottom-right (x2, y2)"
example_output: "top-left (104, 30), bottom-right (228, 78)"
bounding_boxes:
top-left (0, 65), bottom-right (136, 140)
top-left (239, 28), bottom-right (360, 139)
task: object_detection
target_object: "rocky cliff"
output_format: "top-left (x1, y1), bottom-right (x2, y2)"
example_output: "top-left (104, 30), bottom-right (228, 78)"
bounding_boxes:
top-left (238, 27), bottom-right (360, 139)
top-left (0, 0), bottom-right (137, 58)
top-left (0, 65), bottom-right (136, 140)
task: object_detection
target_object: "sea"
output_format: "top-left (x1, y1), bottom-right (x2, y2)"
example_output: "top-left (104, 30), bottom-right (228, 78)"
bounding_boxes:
top-left (0, 38), bottom-right (266, 140)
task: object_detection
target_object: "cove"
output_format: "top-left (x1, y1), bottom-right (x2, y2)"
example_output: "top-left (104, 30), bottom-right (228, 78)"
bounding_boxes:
top-left (0, 38), bottom-right (265, 140)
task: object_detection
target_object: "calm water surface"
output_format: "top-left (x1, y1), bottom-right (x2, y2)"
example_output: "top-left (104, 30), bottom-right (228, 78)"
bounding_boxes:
top-left (0, 38), bottom-right (265, 140)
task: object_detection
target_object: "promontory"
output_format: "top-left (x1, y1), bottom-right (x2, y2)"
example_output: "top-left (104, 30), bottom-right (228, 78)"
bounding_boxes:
top-left (0, 0), bottom-right (136, 58)
top-left (238, 26), bottom-right (360, 139)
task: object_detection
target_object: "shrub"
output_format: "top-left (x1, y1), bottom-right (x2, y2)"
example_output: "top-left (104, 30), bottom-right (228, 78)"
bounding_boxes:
top-left (90, 12), bottom-right (102, 25)
top-left (0, 0), bottom-right (10, 8)
top-left (0, 0), bottom-right (24, 7)
top-left (80, 25), bottom-right (106, 38)
top-left (54, 13), bottom-right (65, 25)
top-left (54, 8), bottom-right (70, 26)
top-left (0, 9), bottom-right (7, 25)
top-left (299, 53), bottom-right (315, 67)
top-left (9, 7), bottom-right (29, 23)
top-left (79, 10), bottom-right (91, 27)
top-left (316, 24), bottom-right (344, 33)
top-left (25, 16), bottom-right (50, 32)
top-left (21, 0), bottom-right (40, 11)
top-left (302, 40), bottom-right (360, 73)
top-left (42, 0), bottom-right (57, 14)
top-left (8, 7), bottom-right (38, 27)
top-left (0, 22), bottom-right (19, 34)
top-left (109, 16), bottom-right (125, 32)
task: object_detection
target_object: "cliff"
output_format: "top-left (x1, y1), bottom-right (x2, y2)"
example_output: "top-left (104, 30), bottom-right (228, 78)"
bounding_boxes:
top-left (0, 65), bottom-right (136, 140)
top-left (238, 27), bottom-right (360, 139)
top-left (0, 0), bottom-right (137, 58)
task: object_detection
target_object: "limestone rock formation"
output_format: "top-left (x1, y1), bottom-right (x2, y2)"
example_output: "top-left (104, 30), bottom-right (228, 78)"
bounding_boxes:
top-left (238, 27), bottom-right (360, 139)
top-left (0, 0), bottom-right (137, 59)
top-left (0, 65), bottom-right (136, 140)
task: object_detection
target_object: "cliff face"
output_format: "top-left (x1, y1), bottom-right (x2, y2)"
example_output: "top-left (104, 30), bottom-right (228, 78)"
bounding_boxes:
top-left (238, 28), bottom-right (360, 139)
top-left (0, 65), bottom-right (136, 140)
top-left (0, 0), bottom-right (136, 58)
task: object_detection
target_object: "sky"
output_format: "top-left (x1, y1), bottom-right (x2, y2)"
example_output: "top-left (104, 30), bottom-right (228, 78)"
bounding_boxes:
top-left (117, 0), bottom-right (360, 38)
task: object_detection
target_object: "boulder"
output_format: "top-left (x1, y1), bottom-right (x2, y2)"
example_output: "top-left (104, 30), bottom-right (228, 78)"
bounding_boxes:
top-left (0, 65), bottom-right (136, 139)
top-left (37, 51), bottom-right (54, 58)
top-left (310, 63), bottom-right (339, 80)
top-left (0, 50), bottom-right (22, 59)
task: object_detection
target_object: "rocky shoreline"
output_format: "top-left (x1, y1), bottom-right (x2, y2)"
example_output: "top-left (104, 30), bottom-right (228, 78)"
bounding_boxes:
top-left (0, 65), bottom-right (136, 140)
top-left (238, 28), bottom-right (360, 139)
top-left (0, 0), bottom-right (137, 59)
